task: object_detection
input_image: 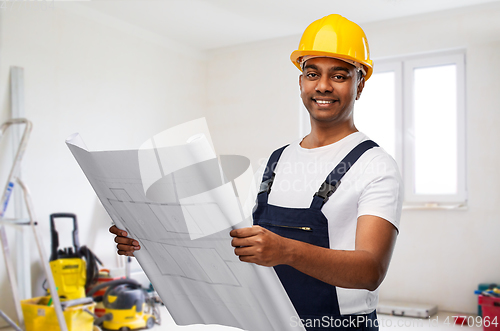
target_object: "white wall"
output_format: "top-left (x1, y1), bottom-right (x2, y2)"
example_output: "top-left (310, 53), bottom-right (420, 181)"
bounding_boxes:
top-left (206, 3), bottom-right (500, 313)
top-left (206, 35), bottom-right (301, 170)
top-left (0, 4), bottom-right (206, 326)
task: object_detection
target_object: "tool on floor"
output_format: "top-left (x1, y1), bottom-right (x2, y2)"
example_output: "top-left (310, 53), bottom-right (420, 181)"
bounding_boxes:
top-left (86, 268), bottom-right (126, 318)
top-left (86, 279), bottom-right (159, 330)
top-left (47, 213), bottom-right (103, 302)
top-left (21, 295), bottom-right (96, 331)
top-left (49, 213), bottom-right (88, 300)
top-left (377, 300), bottom-right (437, 318)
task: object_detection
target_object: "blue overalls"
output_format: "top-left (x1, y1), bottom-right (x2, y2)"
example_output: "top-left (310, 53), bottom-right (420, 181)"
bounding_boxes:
top-left (253, 140), bottom-right (379, 331)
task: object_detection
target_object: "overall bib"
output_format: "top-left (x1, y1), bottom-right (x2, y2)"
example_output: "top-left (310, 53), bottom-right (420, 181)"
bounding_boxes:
top-left (253, 140), bottom-right (379, 331)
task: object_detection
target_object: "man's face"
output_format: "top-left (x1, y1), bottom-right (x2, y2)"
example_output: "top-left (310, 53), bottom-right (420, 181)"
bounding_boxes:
top-left (299, 57), bottom-right (364, 126)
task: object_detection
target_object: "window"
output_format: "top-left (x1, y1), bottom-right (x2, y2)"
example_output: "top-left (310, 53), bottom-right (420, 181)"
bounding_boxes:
top-left (299, 50), bottom-right (467, 207)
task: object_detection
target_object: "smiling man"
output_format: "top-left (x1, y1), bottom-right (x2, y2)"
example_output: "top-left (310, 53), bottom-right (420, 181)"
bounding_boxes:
top-left (229, 14), bottom-right (403, 330)
top-left (111, 14), bottom-right (403, 331)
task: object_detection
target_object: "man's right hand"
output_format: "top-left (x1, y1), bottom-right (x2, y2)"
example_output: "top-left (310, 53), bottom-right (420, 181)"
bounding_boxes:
top-left (109, 225), bottom-right (141, 256)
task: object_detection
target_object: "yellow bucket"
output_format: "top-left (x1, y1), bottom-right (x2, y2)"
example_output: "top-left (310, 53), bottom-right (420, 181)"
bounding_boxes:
top-left (21, 296), bottom-right (95, 331)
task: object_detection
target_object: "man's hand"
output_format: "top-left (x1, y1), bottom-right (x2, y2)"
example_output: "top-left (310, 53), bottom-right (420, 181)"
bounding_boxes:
top-left (230, 226), bottom-right (289, 267)
top-left (230, 216), bottom-right (397, 291)
top-left (109, 225), bottom-right (140, 257)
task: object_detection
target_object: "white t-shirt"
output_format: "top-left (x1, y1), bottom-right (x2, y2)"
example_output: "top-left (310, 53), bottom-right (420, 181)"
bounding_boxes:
top-left (256, 131), bottom-right (403, 315)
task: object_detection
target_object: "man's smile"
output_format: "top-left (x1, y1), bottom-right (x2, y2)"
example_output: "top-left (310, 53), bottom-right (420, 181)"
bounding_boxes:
top-left (312, 97), bottom-right (338, 106)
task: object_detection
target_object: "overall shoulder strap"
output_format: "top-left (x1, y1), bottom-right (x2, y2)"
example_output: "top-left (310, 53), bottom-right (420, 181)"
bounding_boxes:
top-left (257, 145), bottom-right (288, 203)
top-left (310, 140), bottom-right (379, 210)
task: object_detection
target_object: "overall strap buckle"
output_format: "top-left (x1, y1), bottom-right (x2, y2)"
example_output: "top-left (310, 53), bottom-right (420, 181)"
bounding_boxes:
top-left (257, 145), bottom-right (288, 197)
top-left (311, 140), bottom-right (379, 209)
top-left (258, 173), bottom-right (276, 195)
top-left (313, 180), bottom-right (340, 204)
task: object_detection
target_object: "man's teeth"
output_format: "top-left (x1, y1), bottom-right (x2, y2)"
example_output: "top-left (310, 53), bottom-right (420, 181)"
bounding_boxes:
top-left (316, 100), bottom-right (333, 104)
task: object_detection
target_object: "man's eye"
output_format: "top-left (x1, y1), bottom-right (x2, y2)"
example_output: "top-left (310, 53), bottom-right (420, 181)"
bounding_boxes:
top-left (306, 72), bottom-right (318, 78)
top-left (332, 75), bottom-right (345, 80)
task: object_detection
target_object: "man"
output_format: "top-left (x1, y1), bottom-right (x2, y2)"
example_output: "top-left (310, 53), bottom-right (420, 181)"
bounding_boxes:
top-left (111, 14), bottom-right (402, 330)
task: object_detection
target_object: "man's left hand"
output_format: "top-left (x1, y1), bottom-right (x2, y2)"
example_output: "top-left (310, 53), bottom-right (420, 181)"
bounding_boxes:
top-left (230, 226), bottom-right (289, 267)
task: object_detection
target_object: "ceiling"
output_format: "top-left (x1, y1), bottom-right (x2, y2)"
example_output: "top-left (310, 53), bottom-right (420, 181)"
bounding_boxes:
top-left (77, 0), bottom-right (500, 51)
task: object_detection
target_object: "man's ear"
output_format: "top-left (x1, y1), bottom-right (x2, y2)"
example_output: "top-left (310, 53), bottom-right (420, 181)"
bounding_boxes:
top-left (299, 74), bottom-right (303, 91)
top-left (356, 76), bottom-right (365, 100)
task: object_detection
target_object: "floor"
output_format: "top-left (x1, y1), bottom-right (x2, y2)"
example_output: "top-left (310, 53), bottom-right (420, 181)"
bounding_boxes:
top-left (154, 309), bottom-right (484, 330)
top-left (0, 309), bottom-right (485, 330)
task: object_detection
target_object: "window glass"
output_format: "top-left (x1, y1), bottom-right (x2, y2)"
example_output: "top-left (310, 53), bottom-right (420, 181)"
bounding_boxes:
top-left (354, 71), bottom-right (396, 158)
top-left (413, 64), bottom-right (457, 194)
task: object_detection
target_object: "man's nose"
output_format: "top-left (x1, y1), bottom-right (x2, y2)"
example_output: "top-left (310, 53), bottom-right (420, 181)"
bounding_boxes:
top-left (315, 75), bottom-right (333, 93)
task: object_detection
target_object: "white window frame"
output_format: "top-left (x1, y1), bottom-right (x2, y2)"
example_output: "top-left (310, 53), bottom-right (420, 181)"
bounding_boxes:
top-left (402, 51), bottom-right (467, 206)
top-left (298, 50), bottom-right (467, 208)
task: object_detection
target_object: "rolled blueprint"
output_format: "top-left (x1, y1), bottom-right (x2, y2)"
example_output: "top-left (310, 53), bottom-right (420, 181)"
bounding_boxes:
top-left (66, 118), bottom-right (304, 331)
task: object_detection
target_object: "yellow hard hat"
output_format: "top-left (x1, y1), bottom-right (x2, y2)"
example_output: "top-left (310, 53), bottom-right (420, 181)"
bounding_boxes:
top-left (290, 14), bottom-right (373, 80)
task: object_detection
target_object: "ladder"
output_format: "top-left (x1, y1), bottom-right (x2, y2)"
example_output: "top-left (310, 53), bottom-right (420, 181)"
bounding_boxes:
top-left (0, 118), bottom-right (68, 331)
